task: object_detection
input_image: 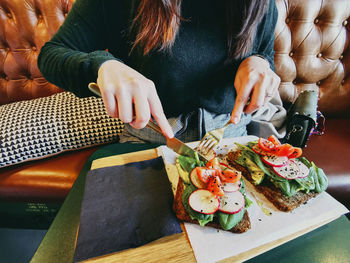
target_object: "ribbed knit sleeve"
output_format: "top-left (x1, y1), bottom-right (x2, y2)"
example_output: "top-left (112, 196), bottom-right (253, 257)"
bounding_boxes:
top-left (38, 0), bottom-right (121, 98)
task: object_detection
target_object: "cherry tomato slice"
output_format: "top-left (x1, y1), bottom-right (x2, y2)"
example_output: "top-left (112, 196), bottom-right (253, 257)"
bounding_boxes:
top-left (258, 138), bottom-right (276, 152)
top-left (219, 169), bottom-right (242, 183)
top-left (252, 144), bottom-right (270, 156)
top-left (207, 176), bottom-right (224, 196)
top-left (196, 167), bottom-right (217, 183)
top-left (274, 143), bottom-right (294, 157)
top-left (288, 147), bottom-right (302, 158)
top-left (206, 157), bottom-right (221, 170)
top-left (268, 135), bottom-right (281, 146)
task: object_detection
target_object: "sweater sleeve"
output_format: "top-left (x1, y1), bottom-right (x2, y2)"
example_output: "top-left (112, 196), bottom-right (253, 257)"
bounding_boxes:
top-left (38, 0), bottom-right (121, 97)
top-left (250, 0), bottom-right (278, 71)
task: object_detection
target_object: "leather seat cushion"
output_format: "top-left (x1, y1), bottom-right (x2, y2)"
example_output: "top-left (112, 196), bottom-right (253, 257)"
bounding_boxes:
top-left (0, 147), bottom-right (99, 202)
top-left (303, 118), bottom-right (350, 209)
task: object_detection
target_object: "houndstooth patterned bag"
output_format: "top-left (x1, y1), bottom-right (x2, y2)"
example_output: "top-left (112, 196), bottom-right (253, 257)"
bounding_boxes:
top-left (0, 92), bottom-right (124, 168)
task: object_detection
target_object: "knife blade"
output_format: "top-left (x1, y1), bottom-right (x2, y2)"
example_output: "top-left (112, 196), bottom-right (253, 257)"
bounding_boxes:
top-left (165, 136), bottom-right (209, 163)
top-left (88, 82), bottom-right (209, 163)
top-left (145, 116), bottom-right (209, 163)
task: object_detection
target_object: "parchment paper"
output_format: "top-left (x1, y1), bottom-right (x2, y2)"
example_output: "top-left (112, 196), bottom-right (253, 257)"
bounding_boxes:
top-left (158, 136), bottom-right (349, 263)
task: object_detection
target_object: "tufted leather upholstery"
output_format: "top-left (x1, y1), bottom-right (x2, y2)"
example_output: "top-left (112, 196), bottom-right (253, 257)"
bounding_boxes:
top-left (274, 0), bottom-right (350, 117)
top-left (0, 0), bottom-right (74, 105)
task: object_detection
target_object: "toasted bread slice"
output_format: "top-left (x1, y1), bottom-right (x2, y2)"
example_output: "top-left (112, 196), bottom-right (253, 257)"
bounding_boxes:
top-left (173, 177), bottom-right (251, 233)
top-left (226, 150), bottom-right (318, 212)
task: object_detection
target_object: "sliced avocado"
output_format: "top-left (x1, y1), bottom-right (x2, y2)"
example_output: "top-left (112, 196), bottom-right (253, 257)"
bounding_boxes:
top-left (176, 159), bottom-right (190, 184)
top-left (244, 157), bottom-right (265, 185)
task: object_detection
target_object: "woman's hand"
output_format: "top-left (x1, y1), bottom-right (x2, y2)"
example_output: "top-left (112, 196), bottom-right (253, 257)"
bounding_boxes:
top-left (231, 55), bottom-right (281, 124)
top-left (97, 60), bottom-right (174, 138)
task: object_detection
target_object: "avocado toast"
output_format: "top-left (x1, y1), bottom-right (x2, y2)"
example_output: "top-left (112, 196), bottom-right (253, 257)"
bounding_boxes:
top-left (226, 136), bottom-right (328, 212)
top-left (172, 154), bottom-right (252, 233)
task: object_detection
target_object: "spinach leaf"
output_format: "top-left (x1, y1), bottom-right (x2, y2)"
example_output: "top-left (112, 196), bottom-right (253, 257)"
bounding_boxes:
top-left (313, 163), bottom-right (328, 193)
top-left (295, 168), bottom-right (315, 191)
top-left (278, 180), bottom-right (304, 197)
top-left (295, 158), bottom-right (327, 192)
top-left (217, 209), bottom-right (245, 231)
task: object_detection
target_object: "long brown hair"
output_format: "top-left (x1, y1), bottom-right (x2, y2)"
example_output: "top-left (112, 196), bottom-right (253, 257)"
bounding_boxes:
top-left (131, 0), bottom-right (269, 59)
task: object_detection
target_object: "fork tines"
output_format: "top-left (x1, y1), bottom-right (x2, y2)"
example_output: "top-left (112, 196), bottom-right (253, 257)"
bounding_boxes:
top-left (196, 134), bottom-right (219, 155)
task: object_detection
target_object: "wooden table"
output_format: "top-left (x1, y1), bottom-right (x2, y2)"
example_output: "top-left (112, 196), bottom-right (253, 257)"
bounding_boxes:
top-left (31, 143), bottom-right (350, 263)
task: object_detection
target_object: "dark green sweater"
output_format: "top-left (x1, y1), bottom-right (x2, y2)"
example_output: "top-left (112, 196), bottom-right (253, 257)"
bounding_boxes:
top-left (38, 0), bottom-right (278, 117)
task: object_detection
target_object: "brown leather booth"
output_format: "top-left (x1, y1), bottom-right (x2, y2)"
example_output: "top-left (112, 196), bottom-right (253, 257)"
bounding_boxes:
top-left (0, 0), bottom-right (349, 209)
top-left (274, 0), bottom-right (350, 208)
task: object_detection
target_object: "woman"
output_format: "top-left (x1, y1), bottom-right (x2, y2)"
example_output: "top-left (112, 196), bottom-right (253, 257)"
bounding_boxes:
top-left (38, 0), bottom-right (285, 144)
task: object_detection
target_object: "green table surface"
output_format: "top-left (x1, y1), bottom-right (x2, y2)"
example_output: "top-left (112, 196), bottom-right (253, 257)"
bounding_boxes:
top-left (31, 143), bottom-right (350, 263)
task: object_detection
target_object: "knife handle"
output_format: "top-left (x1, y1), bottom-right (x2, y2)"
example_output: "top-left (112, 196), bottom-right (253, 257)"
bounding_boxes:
top-left (88, 82), bottom-right (164, 135)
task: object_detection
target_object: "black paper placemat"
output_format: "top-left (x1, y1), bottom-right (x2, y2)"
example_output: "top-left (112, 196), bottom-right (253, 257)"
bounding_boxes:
top-left (73, 157), bottom-right (182, 262)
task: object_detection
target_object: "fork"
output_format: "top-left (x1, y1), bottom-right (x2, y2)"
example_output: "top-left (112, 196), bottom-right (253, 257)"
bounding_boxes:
top-left (196, 120), bottom-right (232, 155)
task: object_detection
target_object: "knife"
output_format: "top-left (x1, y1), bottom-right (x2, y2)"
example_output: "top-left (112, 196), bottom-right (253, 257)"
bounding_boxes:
top-left (88, 82), bottom-right (209, 163)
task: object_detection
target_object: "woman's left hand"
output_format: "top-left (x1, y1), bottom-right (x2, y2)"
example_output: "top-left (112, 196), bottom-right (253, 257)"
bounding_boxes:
top-left (230, 55), bottom-right (281, 124)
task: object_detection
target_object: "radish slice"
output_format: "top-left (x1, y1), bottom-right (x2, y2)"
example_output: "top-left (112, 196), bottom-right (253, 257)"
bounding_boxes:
top-left (190, 169), bottom-right (207, 189)
top-left (293, 159), bottom-right (309, 178)
top-left (188, 189), bottom-right (220, 214)
top-left (273, 159), bottom-right (301, 180)
top-left (218, 191), bottom-right (245, 214)
top-left (221, 181), bottom-right (241, 192)
top-left (262, 154), bottom-right (289, 167)
top-left (252, 144), bottom-right (269, 156)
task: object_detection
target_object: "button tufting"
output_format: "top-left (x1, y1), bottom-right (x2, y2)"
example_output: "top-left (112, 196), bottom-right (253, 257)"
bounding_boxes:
top-left (314, 18), bottom-right (319, 24)
top-left (293, 80), bottom-right (297, 85)
top-left (316, 81), bottom-right (321, 86)
top-left (341, 80), bottom-right (345, 85)
top-left (317, 53), bottom-right (322, 58)
top-left (340, 55), bottom-right (344, 60)
top-left (289, 51), bottom-right (294, 57)
top-left (7, 13), bottom-right (12, 19)
top-left (5, 47), bottom-right (10, 52)
top-left (285, 18), bottom-right (290, 24)
top-left (343, 20), bottom-right (348, 26)
top-left (37, 14), bottom-right (43, 20)
top-left (32, 46), bottom-right (37, 51)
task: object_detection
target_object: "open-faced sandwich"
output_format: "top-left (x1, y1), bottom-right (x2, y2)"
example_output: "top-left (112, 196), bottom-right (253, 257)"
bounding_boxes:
top-left (226, 135), bottom-right (328, 212)
top-left (173, 154), bottom-right (252, 233)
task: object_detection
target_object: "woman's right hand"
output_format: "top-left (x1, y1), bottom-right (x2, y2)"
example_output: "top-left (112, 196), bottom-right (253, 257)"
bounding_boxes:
top-left (97, 60), bottom-right (174, 138)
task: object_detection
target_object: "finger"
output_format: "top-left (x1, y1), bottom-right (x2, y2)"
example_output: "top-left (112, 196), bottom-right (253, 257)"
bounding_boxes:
top-left (116, 87), bottom-right (133, 123)
top-left (245, 74), bottom-right (269, 114)
top-left (100, 86), bottom-right (119, 118)
top-left (264, 74), bottom-right (280, 105)
top-left (148, 90), bottom-right (174, 138)
top-left (129, 92), bottom-right (151, 129)
top-left (231, 77), bottom-right (256, 124)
